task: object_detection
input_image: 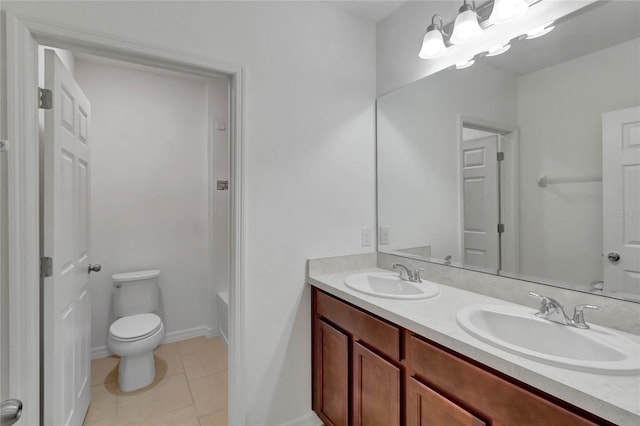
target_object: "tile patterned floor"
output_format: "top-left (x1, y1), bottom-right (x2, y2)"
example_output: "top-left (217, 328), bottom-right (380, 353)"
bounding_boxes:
top-left (84, 336), bottom-right (228, 426)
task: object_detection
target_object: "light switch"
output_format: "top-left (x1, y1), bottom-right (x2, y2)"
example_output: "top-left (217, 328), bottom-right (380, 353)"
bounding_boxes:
top-left (361, 228), bottom-right (372, 247)
top-left (379, 227), bottom-right (390, 245)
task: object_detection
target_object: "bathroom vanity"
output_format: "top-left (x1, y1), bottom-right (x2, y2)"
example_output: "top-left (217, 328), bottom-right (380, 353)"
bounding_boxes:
top-left (308, 255), bottom-right (640, 426)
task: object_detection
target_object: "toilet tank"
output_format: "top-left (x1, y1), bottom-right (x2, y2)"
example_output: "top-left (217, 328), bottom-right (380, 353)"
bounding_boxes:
top-left (112, 270), bottom-right (161, 317)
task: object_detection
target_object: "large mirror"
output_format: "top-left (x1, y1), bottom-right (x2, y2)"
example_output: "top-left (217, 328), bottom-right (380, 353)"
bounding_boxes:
top-left (377, 1), bottom-right (640, 302)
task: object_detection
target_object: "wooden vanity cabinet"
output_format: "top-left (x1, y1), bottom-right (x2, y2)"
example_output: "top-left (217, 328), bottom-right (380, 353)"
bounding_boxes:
top-left (406, 376), bottom-right (486, 426)
top-left (353, 342), bottom-right (401, 426)
top-left (312, 289), bottom-right (402, 426)
top-left (405, 333), bottom-right (605, 426)
top-left (313, 319), bottom-right (350, 426)
top-left (312, 288), bottom-right (611, 426)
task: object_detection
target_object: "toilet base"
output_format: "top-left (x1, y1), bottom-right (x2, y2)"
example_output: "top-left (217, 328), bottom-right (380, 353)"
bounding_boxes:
top-left (118, 351), bottom-right (156, 392)
top-left (107, 321), bottom-right (164, 392)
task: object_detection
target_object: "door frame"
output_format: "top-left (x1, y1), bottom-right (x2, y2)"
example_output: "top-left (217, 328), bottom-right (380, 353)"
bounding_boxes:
top-left (456, 115), bottom-right (520, 273)
top-left (4, 12), bottom-right (247, 425)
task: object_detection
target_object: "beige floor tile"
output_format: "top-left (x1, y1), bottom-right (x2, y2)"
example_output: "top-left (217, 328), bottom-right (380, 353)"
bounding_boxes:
top-left (116, 374), bottom-right (193, 423)
top-left (91, 356), bottom-right (120, 386)
top-left (87, 338), bottom-right (225, 426)
top-left (84, 416), bottom-right (117, 426)
top-left (188, 371), bottom-right (227, 417)
top-left (182, 339), bottom-right (227, 380)
top-left (154, 342), bottom-right (184, 378)
top-left (198, 407), bottom-right (227, 426)
top-left (177, 336), bottom-right (216, 356)
top-left (145, 405), bottom-right (200, 426)
top-left (83, 385), bottom-right (118, 425)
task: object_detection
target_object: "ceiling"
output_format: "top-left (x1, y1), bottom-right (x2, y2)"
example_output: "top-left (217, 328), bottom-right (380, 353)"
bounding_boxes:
top-left (326, 0), bottom-right (407, 23)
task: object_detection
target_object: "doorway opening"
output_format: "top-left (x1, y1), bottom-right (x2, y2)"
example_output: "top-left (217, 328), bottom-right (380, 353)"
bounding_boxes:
top-left (458, 118), bottom-right (520, 275)
top-left (4, 14), bottom-right (246, 426)
top-left (38, 46), bottom-right (232, 425)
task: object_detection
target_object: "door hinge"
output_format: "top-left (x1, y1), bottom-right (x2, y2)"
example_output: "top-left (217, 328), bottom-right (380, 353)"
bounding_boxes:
top-left (497, 152), bottom-right (504, 162)
top-left (497, 224), bottom-right (505, 234)
top-left (39, 88), bottom-right (53, 110)
top-left (40, 257), bottom-right (53, 278)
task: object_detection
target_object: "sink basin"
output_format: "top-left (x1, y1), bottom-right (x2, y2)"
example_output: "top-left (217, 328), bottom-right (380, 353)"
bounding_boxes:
top-left (456, 304), bottom-right (640, 374)
top-left (344, 272), bottom-right (440, 300)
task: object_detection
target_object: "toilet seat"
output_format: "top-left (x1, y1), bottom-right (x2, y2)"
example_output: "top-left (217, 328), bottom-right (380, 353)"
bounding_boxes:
top-left (109, 313), bottom-right (162, 342)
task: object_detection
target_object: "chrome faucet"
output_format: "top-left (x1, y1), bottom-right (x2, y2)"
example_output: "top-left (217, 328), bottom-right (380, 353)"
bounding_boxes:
top-left (392, 263), bottom-right (423, 283)
top-left (528, 292), bottom-right (601, 329)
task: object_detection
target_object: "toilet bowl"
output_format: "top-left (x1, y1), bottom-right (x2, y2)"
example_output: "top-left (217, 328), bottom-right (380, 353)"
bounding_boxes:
top-left (106, 270), bottom-right (164, 392)
top-left (108, 313), bottom-right (165, 391)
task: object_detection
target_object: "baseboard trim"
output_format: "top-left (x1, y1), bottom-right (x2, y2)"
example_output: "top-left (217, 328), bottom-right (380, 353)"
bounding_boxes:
top-left (219, 327), bottom-right (229, 348)
top-left (163, 325), bottom-right (214, 344)
top-left (91, 345), bottom-right (111, 360)
top-left (281, 411), bottom-right (323, 426)
top-left (91, 325), bottom-right (213, 359)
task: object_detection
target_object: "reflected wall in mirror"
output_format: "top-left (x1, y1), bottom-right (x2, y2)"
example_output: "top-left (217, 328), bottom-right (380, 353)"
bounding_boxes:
top-left (377, 1), bottom-right (640, 302)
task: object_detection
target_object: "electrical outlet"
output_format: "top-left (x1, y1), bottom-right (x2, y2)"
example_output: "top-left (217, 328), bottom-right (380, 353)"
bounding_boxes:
top-left (361, 228), bottom-right (372, 247)
top-left (379, 227), bottom-right (390, 245)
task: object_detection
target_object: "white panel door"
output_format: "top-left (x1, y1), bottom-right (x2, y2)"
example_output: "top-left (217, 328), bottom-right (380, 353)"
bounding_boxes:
top-left (43, 49), bottom-right (92, 426)
top-left (462, 136), bottom-right (500, 269)
top-left (603, 107), bottom-right (640, 299)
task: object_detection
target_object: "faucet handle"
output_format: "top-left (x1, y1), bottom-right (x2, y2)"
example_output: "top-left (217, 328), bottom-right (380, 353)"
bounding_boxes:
top-left (572, 304), bottom-right (601, 329)
top-left (414, 268), bottom-right (425, 283)
top-left (528, 292), bottom-right (551, 315)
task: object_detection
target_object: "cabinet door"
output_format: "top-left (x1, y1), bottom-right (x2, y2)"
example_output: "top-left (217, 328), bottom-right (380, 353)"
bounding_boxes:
top-left (352, 342), bottom-right (401, 426)
top-left (407, 377), bottom-right (486, 426)
top-left (313, 319), bottom-right (349, 426)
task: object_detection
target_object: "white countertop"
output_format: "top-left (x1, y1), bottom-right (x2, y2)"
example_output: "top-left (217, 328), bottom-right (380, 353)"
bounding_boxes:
top-left (308, 267), bottom-right (640, 426)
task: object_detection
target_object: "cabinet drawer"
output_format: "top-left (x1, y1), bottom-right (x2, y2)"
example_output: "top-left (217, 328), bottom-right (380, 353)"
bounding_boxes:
top-left (406, 334), bottom-right (599, 426)
top-left (407, 377), bottom-right (485, 426)
top-left (315, 290), bottom-right (400, 360)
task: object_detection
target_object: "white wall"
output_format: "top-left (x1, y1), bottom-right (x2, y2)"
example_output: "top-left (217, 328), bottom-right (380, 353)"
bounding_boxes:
top-left (517, 38), bottom-right (640, 288)
top-left (73, 57), bottom-right (227, 351)
top-left (2, 2), bottom-right (377, 424)
top-left (376, 0), bottom-right (593, 95)
top-left (377, 62), bottom-right (517, 263)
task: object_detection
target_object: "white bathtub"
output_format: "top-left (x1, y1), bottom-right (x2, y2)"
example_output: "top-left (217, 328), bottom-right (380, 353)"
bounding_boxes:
top-left (216, 291), bottom-right (229, 347)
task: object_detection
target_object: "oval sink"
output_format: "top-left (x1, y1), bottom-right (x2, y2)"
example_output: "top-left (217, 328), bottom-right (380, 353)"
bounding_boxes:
top-left (344, 272), bottom-right (440, 300)
top-left (456, 304), bottom-right (640, 375)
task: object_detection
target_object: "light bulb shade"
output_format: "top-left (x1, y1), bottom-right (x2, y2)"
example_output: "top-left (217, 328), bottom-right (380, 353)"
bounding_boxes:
top-left (419, 27), bottom-right (447, 59)
top-left (526, 23), bottom-right (555, 39)
top-left (455, 58), bottom-right (475, 69)
top-left (489, 0), bottom-right (528, 25)
top-left (486, 43), bottom-right (511, 56)
top-left (450, 7), bottom-right (483, 44)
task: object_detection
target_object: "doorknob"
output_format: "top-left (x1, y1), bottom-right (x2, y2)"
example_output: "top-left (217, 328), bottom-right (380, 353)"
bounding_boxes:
top-left (1, 399), bottom-right (22, 426)
top-left (88, 264), bottom-right (102, 273)
top-left (607, 252), bottom-right (621, 262)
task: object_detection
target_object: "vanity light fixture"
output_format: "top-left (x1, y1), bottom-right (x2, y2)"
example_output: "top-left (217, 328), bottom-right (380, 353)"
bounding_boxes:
top-left (489, 0), bottom-right (529, 25)
top-left (486, 42), bottom-right (511, 56)
top-left (417, 0), bottom-right (547, 60)
top-left (419, 14), bottom-right (448, 59)
top-left (525, 21), bottom-right (555, 39)
top-left (455, 58), bottom-right (476, 69)
top-left (450, 0), bottom-right (483, 45)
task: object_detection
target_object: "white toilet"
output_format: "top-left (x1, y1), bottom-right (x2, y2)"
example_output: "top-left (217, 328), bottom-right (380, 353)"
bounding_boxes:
top-left (107, 269), bottom-right (165, 392)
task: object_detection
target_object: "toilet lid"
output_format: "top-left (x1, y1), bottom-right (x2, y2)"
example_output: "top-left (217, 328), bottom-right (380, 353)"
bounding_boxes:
top-left (110, 313), bottom-right (162, 341)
